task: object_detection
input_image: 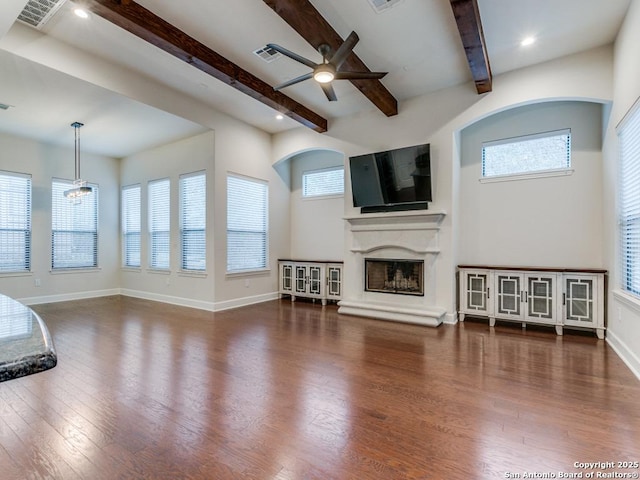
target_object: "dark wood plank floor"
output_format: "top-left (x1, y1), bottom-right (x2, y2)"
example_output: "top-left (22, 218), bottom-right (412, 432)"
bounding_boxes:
top-left (1, 296), bottom-right (639, 479)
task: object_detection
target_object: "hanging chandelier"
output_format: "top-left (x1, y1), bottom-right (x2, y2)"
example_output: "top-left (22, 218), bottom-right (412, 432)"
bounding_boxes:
top-left (64, 121), bottom-right (92, 202)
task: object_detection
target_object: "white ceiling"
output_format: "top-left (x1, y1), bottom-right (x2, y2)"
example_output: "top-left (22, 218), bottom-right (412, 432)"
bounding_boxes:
top-left (0, 0), bottom-right (631, 157)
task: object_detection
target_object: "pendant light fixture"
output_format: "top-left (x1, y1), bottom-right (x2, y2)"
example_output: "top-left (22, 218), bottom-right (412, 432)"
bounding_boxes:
top-left (64, 121), bottom-right (92, 202)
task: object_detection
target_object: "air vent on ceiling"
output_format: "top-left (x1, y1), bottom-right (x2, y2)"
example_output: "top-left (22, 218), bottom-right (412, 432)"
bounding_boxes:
top-left (17, 0), bottom-right (68, 29)
top-left (253, 45), bottom-right (282, 63)
top-left (367, 0), bottom-right (403, 13)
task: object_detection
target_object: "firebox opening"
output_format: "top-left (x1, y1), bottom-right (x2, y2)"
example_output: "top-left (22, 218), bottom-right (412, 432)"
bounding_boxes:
top-left (365, 259), bottom-right (424, 296)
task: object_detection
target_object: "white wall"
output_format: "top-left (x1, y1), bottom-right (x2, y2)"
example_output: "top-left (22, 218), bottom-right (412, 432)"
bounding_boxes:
top-left (289, 150), bottom-right (345, 261)
top-left (212, 117), bottom-right (290, 310)
top-left (119, 131), bottom-right (216, 310)
top-left (602, 0), bottom-right (640, 379)
top-left (459, 101), bottom-right (604, 268)
top-left (0, 131), bottom-right (120, 303)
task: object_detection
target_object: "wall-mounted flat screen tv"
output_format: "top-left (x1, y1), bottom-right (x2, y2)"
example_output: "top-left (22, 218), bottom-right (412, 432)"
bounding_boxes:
top-left (349, 143), bottom-right (431, 213)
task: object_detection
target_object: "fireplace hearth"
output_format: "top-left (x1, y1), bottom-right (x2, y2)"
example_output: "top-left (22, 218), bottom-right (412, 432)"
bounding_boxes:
top-left (365, 259), bottom-right (424, 296)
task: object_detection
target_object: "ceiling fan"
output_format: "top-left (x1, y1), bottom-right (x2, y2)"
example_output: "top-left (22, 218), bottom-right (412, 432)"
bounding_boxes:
top-left (267, 31), bottom-right (387, 101)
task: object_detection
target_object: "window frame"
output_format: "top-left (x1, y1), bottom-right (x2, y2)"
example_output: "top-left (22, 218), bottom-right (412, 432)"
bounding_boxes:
top-left (179, 171), bottom-right (207, 273)
top-left (121, 184), bottom-right (141, 269)
top-left (618, 98), bottom-right (640, 298)
top-left (148, 177), bottom-right (171, 271)
top-left (480, 128), bottom-right (573, 183)
top-left (226, 173), bottom-right (269, 275)
top-left (302, 166), bottom-right (345, 199)
top-left (0, 170), bottom-right (32, 274)
top-left (51, 178), bottom-right (99, 271)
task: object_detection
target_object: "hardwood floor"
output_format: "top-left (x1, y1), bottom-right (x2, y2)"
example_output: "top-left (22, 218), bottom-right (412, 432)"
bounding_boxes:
top-left (1, 295), bottom-right (639, 479)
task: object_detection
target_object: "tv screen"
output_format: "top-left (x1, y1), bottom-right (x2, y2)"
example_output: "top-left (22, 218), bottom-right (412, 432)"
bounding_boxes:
top-left (349, 143), bottom-right (431, 212)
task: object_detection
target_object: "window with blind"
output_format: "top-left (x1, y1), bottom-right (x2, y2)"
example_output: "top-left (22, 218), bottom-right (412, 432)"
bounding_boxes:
top-left (0, 171), bottom-right (31, 273)
top-left (180, 171), bottom-right (206, 271)
top-left (51, 179), bottom-right (98, 269)
top-left (148, 178), bottom-right (170, 270)
top-left (227, 174), bottom-right (268, 273)
top-left (122, 184), bottom-right (141, 268)
top-left (618, 100), bottom-right (640, 297)
top-left (482, 129), bottom-right (571, 178)
top-left (302, 166), bottom-right (344, 197)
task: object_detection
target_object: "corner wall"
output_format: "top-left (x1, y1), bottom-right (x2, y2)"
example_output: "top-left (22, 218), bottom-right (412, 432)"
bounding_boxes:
top-left (602, 0), bottom-right (640, 379)
top-left (289, 150), bottom-right (345, 261)
top-left (459, 101), bottom-right (604, 268)
top-left (0, 132), bottom-right (120, 304)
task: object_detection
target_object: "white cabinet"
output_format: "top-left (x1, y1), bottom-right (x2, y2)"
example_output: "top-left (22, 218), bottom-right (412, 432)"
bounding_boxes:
top-left (458, 266), bottom-right (606, 338)
top-left (279, 260), bottom-right (343, 305)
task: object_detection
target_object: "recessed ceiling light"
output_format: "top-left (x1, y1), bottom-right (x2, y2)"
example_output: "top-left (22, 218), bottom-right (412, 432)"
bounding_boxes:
top-left (276, 114), bottom-right (284, 120)
top-left (74, 8), bottom-right (89, 19)
top-left (521, 36), bottom-right (536, 47)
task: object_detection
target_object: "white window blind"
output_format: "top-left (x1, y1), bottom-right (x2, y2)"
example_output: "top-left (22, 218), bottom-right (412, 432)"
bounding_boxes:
top-left (0, 300), bottom-right (31, 340)
top-left (302, 166), bottom-right (344, 197)
top-left (122, 184), bottom-right (141, 268)
top-left (482, 129), bottom-right (571, 178)
top-left (618, 100), bottom-right (640, 297)
top-left (148, 178), bottom-right (170, 270)
top-left (227, 174), bottom-right (268, 272)
top-left (51, 179), bottom-right (98, 269)
top-left (180, 171), bottom-right (206, 271)
top-left (0, 171), bottom-right (31, 273)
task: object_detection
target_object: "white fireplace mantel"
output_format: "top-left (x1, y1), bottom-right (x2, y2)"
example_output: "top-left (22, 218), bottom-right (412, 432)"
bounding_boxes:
top-left (343, 210), bottom-right (446, 231)
top-left (338, 210), bottom-right (447, 327)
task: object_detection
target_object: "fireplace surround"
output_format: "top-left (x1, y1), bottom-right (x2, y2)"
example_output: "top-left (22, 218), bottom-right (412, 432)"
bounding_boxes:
top-left (338, 211), bottom-right (447, 327)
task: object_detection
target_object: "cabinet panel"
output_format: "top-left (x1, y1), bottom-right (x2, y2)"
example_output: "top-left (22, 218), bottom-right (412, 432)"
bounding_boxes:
top-left (295, 265), bottom-right (307, 294)
top-left (564, 275), bottom-right (597, 328)
top-left (525, 275), bottom-right (556, 323)
top-left (459, 270), bottom-right (492, 320)
top-left (309, 266), bottom-right (323, 296)
top-left (281, 263), bottom-right (293, 293)
top-left (496, 274), bottom-right (522, 319)
top-left (327, 264), bottom-right (342, 299)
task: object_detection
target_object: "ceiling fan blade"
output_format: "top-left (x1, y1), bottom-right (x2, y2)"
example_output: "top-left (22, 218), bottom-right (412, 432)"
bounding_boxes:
top-left (329, 31), bottom-right (359, 69)
top-left (320, 83), bottom-right (338, 102)
top-left (334, 71), bottom-right (388, 80)
top-left (266, 43), bottom-right (318, 69)
top-left (273, 72), bottom-right (314, 91)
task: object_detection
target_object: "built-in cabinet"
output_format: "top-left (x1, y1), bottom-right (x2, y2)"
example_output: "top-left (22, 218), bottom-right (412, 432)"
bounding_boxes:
top-left (279, 260), bottom-right (343, 305)
top-left (458, 265), bottom-right (606, 338)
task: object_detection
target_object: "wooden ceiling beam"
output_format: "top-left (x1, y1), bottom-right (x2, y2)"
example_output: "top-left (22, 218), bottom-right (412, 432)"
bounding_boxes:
top-left (449, 0), bottom-right (492, 94)
top-left (81, 0), bottom-right (328, 132)
top-left (262, 0), bottom-right (398, 117)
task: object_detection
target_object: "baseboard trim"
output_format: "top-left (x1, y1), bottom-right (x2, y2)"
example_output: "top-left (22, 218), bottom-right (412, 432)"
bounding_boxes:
top-left (606, 330), bottom-right (640, 382)
top-left (213, 292), bottom-right (280, 312)
top-left (18, 289), bottom-right (121, 306)
top-left (15, 287), bottom-right (280, 313)
top-left (443, 312), bottom-right (458, 324)
top-left (120, 289), bottom-right (216, 311)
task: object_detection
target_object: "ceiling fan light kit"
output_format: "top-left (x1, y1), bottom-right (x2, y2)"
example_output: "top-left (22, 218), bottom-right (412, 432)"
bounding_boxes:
top-left (267, 31), bottom-right (387, 102)
top-left (313, 64), bottom-right (336, 83)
